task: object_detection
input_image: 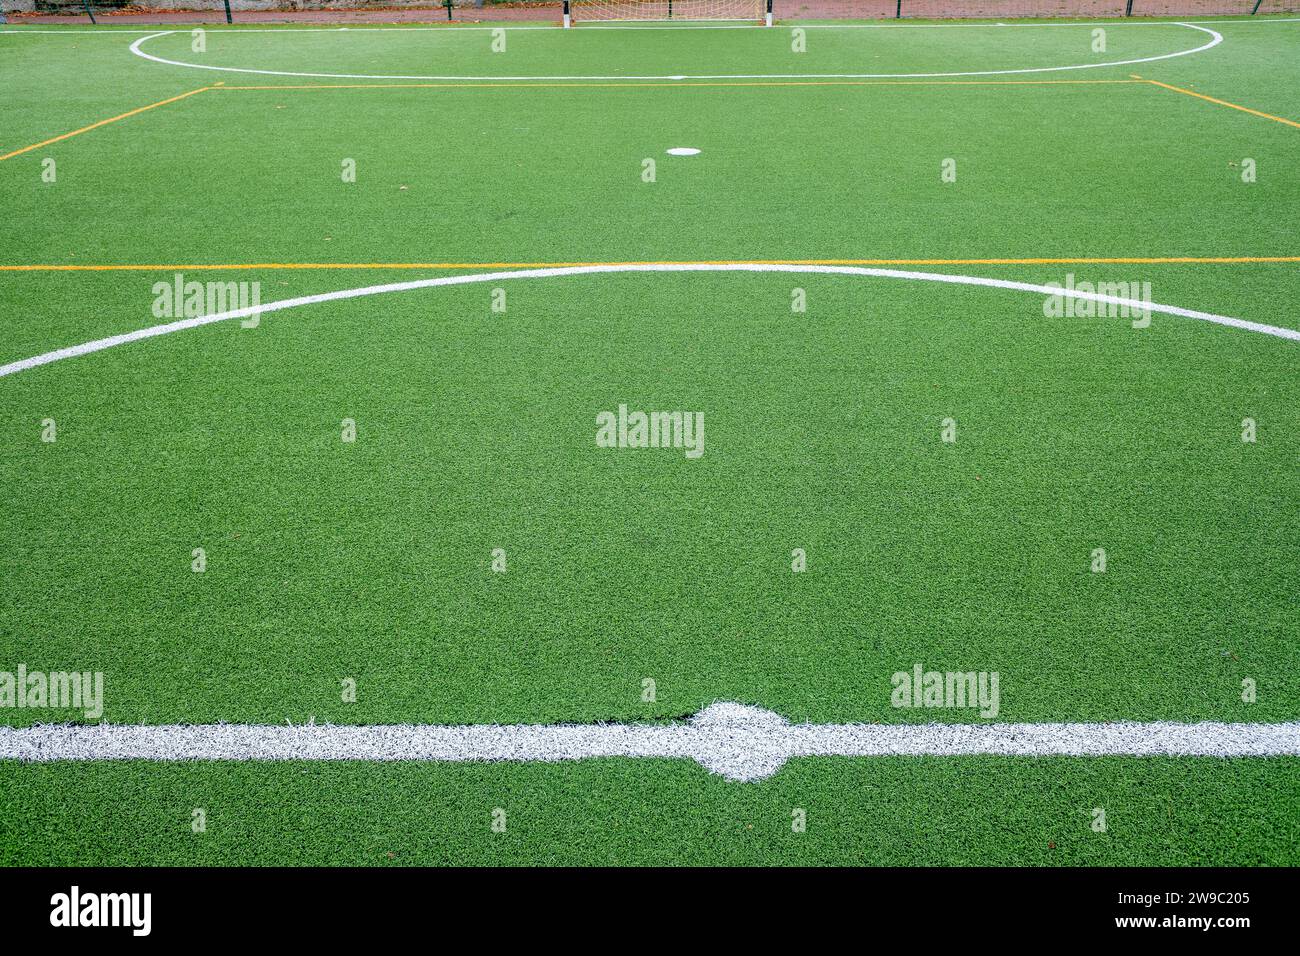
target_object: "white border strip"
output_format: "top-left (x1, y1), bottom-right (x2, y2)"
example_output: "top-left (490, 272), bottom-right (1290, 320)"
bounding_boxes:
top-left (2, 263), bottom-right (1295, 380)
top-left (125, 22), bottom-right (1222, 80)
top-left (4, 703), bottom-right (1298, 781)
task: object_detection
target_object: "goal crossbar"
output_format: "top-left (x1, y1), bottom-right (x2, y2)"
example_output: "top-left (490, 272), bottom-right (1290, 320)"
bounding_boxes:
top-left (565, 0), bottom-right (773, 25)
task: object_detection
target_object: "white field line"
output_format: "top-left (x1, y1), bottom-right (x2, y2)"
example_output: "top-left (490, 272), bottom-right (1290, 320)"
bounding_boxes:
top-left (2, 263), bottom-right (1295, 380)
top-left (125, 22), bottom-right (1222, 80)
top-left (4, 18), bottom-right (1299, 34)
top-left (3, 704), bottom-right (1298, 781)
top-left (576, 17), bottom-right (1300, 28)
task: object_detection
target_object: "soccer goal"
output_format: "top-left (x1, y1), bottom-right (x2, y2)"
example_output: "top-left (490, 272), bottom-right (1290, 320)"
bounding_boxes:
top-left (564, 0), bottom-right (772, 27)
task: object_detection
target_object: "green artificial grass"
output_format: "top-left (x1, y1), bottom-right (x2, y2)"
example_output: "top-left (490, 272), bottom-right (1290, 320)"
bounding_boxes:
top-left (4, 756), bottom-right (1299, 866)
top-left (0, 17), bottom-right (1297, 866)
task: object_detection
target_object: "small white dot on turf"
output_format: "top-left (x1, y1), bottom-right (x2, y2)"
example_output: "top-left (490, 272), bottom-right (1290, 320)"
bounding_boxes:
top-left (666, 147), bottom-right (701, 156)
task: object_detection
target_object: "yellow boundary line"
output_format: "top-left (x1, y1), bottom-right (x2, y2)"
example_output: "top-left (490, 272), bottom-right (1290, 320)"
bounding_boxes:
top-left (4, 73), bottom-right (1293, 163)
top-left (2, 257), bottom-right (1298, 272)
top-left (0, 78), bottom-right (1160, 161)
top-left (1142, 77), bottom-right (1300, 130)
top-left (0, 86), bottom-right (211, 162)
top-left (214, 79), bottom-right (1145, 90)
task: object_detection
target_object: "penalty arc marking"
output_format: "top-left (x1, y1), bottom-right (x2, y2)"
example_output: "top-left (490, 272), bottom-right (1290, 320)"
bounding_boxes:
top-left (4, 703), bottom-right (1299, 781)
top-left (127, 23), bottom-right (1223, 82)
top-left (1, 262), bottom-right (1296, 380)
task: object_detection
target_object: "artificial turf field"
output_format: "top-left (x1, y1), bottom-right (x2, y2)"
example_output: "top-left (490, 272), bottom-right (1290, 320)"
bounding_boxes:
top-left (0, 14), bottom-right (1298, 866)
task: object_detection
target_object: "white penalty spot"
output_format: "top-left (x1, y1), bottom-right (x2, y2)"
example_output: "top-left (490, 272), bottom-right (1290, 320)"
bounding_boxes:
top-left (666, 147), bottom-right (701, 156)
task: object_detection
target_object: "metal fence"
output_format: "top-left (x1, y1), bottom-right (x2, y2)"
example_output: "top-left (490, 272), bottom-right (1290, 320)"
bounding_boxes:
top-left (9, 0), bottom-right (1299, 25)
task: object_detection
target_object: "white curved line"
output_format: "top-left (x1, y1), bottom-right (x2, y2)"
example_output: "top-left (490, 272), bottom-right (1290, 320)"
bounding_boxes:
top-left (127, 23), bottom-right (1222, 81)
top-left (2, 264), bottom-right (1293, 381)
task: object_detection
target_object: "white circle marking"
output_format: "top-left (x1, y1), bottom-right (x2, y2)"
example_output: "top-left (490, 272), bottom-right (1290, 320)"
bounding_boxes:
top-left (127, 23), bottom-right (1223, 82)
top-left (1, 263), bottom-right (1293, 381)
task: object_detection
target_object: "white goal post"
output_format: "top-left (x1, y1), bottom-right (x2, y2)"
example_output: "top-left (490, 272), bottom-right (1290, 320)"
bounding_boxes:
top-left (564, 0), bottom-right (773, 26)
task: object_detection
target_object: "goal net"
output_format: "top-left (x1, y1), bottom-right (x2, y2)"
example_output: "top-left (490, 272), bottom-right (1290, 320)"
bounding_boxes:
top-left (568, 0), bottom-right (768, 23)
